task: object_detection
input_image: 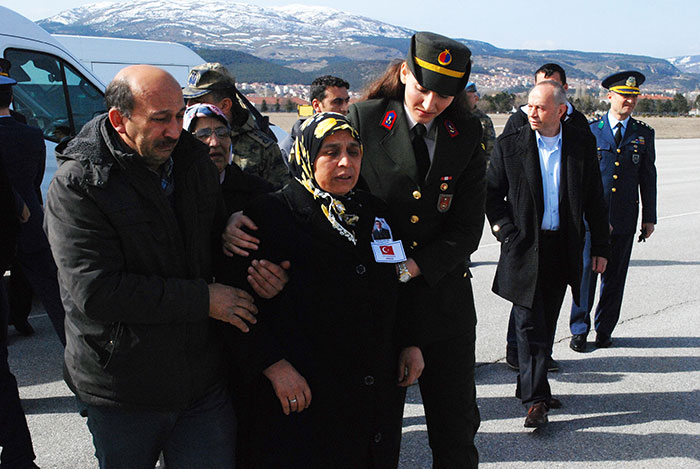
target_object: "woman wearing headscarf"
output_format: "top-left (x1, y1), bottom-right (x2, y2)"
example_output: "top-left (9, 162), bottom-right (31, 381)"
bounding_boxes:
top-left (347, 32), bottom-right (487, 467)
top-left (220, 112), bottom-right (423, 469)
top-left (183, 103), bottom-right (274, 217)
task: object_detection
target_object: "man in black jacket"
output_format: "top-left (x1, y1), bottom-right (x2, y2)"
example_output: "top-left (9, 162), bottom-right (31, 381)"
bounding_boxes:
top-left (44, 65), bottom-right (257, 468)
top-left (487, 80), bottom-right (609, 428)
top-left (502, 63), bottom-right (593, 371)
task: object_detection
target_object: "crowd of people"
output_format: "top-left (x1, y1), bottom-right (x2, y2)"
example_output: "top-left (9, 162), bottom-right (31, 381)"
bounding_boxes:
top-left (0, 30), bottom-right (656, 469)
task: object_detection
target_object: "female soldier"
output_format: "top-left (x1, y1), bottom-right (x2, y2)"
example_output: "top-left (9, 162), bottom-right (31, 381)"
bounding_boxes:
top-left (221, 113), bottom-right (423, 468)
top-left (348, 32), bottom-right (486, 468)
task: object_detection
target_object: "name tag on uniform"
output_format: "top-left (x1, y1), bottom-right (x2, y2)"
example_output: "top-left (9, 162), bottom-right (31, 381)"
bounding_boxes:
top-left (371, 217), bottom-right (407, 263)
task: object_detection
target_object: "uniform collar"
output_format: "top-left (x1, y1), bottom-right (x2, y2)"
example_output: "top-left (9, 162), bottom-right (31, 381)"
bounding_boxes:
top-left (607, 112), bottom-right (630, 131)
top-left (403, 102), bottom-right (435, 137)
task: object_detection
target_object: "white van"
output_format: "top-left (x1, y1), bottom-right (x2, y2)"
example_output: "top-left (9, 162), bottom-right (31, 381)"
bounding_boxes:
top-left (52, 35), bottom-right (205, 87)
top-left (1, 6), bottom-right (107, 194)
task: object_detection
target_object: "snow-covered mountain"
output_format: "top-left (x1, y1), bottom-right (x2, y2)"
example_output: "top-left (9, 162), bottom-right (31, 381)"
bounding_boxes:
top-left (668, 55), bottom-right (700, 75)
top-left (37, 0), bottom-right (697, 90)
top-left (38, 0), bottom-right (416, 67)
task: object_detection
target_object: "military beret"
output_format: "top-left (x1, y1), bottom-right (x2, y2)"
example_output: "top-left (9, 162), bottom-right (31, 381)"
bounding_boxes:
top-left (407, 32), bottom-right (472, 96)
top-left (602, 70), bottom-right (646, 95)
top-left (182, 63), bottom-right (236, 99)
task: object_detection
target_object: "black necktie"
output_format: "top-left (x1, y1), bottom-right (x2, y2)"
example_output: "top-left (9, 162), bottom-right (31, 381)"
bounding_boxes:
top-left (412, 124), bottom-right (430, 181)
top-left (614, 122), bottom-right (623, 147)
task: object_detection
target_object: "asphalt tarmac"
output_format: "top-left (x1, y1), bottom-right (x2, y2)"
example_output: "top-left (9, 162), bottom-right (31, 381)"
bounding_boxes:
top-left (7, 138), bottom-right (700, 468)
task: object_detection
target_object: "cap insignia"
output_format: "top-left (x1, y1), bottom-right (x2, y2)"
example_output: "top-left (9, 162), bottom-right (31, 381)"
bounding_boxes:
top-left (187, 70), bottom-right (199, 87)
top-left (438, 49), bottom-right (452, 66)
top-left (626, 76), bottom-right (636, 87)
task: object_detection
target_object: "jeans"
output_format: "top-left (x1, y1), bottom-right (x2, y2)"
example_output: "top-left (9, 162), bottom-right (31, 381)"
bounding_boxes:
top-left (84, 383), bottom-right (236, 469)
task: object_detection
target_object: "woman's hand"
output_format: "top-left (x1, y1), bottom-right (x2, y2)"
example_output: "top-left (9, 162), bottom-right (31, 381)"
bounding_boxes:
top-left (263, 359), bottom-right (312, 415)
top-left (397, 346), bottom-right (424, 387)
top-left (222, 211), bottom-right (261, 257)
top-left (406, 258), bottom-right (421, 278)
top-left (248, 259), bottom-right (291, 299)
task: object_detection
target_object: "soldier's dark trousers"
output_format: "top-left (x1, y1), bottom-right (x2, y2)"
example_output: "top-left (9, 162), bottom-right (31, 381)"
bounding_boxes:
top-left (0, 276), bottom-right (38, 468)
top-left (570, 232), bottom-right (634, 337)
top-left (418, 332), bottom-right (480, 468)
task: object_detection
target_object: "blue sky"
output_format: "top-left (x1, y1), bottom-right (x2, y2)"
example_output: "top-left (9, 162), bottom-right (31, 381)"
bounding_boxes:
top-left (4, 0), bottom-right (699, 58)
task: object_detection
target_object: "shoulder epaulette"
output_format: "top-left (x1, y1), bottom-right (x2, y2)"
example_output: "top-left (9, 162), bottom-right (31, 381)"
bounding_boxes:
top-left (246, 128), bottom-right (276, 148)
top-left (634, 119), bottom-right (654, 131)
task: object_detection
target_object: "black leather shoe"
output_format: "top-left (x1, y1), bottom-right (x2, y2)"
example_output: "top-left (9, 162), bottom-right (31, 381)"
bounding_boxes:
top-left (547, 357), bottom-right (560, 372)
top-left (570, 334), bottom-right (587, 353)
top-left (506, 348), bottom-right (519, 371)
top-left (595, 334), bottom-right (612, 348)
top-left (524, 402), bottom-right (548, 428)
top-left (12, 320), bottom-right (35, 336)
top-left (548, 397), bottom-right (562, 409)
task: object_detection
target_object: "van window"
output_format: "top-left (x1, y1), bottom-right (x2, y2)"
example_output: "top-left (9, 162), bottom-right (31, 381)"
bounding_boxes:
top-left (5, 49), bottom-right (105, 142)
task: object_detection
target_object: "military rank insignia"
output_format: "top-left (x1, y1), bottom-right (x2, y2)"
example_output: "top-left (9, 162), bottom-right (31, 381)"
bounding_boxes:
top-left (437, 194), bottom-right (453, 213)
top-left (444, 119), bottom-right (459, 137)
top-left (381, 111), bottom-right (397, 130)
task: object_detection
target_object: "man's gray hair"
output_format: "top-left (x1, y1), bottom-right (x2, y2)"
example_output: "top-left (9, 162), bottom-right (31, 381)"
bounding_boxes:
top-left (531, 80), bottom-right (567, 106)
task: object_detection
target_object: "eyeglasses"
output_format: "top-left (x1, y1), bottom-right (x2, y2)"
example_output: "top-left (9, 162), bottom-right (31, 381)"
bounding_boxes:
top-left (193, 127), bottom-right (230, 140)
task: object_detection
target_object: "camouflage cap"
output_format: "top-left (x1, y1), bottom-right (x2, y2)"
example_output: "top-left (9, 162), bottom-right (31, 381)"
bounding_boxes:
top-left (407, 32), bottom-right (471, 97)
top-left (182, 63), bottom-right (236, 99)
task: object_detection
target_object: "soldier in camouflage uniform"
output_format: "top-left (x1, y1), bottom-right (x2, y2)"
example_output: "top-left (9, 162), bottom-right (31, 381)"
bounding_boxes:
top-left (465, 82), bottom-right (495, 159)
top-left (183, 63), bottom-right (290, 188)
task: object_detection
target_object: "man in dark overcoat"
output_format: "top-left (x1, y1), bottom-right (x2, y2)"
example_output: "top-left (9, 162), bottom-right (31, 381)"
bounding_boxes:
top-left (487, 80), bottom-right (610, 427)
top-left (502, 62), bottom-right (593, 372)
top-left (569, 71), bottom-right (657, 352)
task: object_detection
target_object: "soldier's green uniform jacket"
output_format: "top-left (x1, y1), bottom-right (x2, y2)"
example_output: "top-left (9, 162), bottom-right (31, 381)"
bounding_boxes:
top-left (348, 98), bottom-right (486, 345)
top-left (471, 107), bottom-right (495, 158)
top-left (232, 113), bottom-right (290, 189)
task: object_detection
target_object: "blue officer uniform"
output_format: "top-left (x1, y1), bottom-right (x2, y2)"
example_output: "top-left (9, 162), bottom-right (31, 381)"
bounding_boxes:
top-left (570, 108), bottom-right (657, 342)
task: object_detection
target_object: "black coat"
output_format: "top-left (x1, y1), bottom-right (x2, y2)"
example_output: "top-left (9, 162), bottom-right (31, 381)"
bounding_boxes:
top-left (486, 124), bottom-right (610, 308)
top-left (220, 182), bottom-right (404, 469)
top-left (45, 115), bottom-right (226, 410)
top-left (0, 116), bottom-right (47, 254)
top-left (502, 103), bottom-right (591, 136)
top-left (220, 162), bottom-right (274, 217)
top-left (0, 155), bottom-right (18, 270)
top-left (348, 98), bottom-right (486, 345)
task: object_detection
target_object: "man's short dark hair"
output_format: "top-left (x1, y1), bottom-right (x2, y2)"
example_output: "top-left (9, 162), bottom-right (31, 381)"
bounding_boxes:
top-left (310, 75), bottom-right (350, 102)
top-left (0, 86), bottom-right (12, 108)
top-left (105, 78), bottom-right (135, 117)
top-left (535, 63), bottom-right (567, 85)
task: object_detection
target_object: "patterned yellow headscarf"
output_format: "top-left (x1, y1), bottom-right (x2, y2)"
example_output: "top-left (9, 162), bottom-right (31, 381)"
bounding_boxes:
top-left (288, 112), bottom-right (362, 245)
